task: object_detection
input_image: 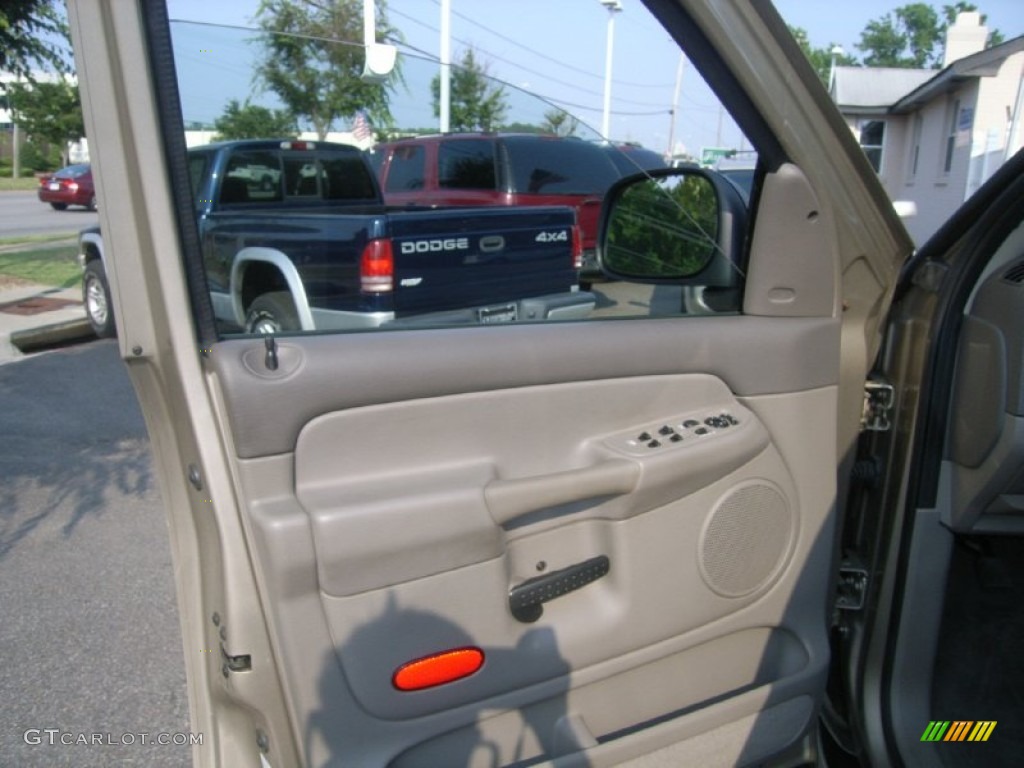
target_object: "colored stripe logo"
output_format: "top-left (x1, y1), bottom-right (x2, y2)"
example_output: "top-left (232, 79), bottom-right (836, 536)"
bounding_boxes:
top-left (921, 721), bottom-right (997, 742)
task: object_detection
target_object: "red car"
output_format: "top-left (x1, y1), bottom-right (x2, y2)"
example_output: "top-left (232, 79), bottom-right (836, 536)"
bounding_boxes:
top-left (37, 164), bottom-right (97, 211)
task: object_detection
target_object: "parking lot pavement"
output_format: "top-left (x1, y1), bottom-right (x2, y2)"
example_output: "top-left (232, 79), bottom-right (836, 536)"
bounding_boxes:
top-left (0, 281), bottom-right (93, 364)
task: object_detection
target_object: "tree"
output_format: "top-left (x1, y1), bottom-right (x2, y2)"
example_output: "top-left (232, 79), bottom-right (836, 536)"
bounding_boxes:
top-left (541, 109), bottom-right (580, 138)
top-left (254, 0), bottom-right (397, 140)
top-left (213, 100), bottom-right (298, 141)
top-left (856, 3), bottom-right (1004, 69)
top-left (857, 4), bottom-right (941, 67)
top-left (431, 48), bottom-right (508, 132)
top-left (789, 26), bottom-right (858, 85)
top-left (7, 78), bottom-right (84, 167)
top-left (0, 0), bottom-right (72, 81)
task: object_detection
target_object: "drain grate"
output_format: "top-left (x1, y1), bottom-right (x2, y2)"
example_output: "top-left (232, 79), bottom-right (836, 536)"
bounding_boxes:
top-left (0, 296), bottom-right (80, 316)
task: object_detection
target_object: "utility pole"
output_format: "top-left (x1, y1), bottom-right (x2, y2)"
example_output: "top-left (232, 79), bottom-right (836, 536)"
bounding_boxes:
top-left (440, 0), bottom-right (451, 133)
top-left (667, 53), bottom-right (686, 159)
top-left (599, 0), bottom-right (622, 140)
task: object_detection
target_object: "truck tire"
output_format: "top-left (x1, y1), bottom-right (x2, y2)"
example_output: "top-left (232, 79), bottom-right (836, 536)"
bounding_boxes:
top-left (83, 259), bottom-right (116, 338)
top-left (245, 292), bottom-right (300, 334)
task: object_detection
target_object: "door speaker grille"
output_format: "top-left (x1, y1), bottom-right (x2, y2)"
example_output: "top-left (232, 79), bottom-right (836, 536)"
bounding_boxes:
top-left (699, 483), bottom-right (793, 597)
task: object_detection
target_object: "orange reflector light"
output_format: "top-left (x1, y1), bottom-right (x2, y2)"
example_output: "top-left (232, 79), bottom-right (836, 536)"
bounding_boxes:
top-left (392, 647), bottom-right (485, 691)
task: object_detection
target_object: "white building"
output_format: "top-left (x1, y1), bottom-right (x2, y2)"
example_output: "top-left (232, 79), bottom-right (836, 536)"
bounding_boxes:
top-left (832, 13), bottom-right (1024, 244)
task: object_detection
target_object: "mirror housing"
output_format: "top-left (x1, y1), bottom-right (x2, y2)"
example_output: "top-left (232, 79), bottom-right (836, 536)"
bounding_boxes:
top-left (598, 167), bottom-right (747, 286)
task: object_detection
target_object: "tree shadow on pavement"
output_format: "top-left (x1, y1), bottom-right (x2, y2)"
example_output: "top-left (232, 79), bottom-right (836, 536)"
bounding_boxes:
top-left (0, 340), bottom-right (153, 558)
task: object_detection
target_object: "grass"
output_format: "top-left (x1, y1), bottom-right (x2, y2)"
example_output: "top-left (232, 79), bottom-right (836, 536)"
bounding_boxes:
top-left (0, 244), bottom-right (81, 290)
top-left (0, 175), bottom-right (44, 192)
top-left (0, 233), bottom-right (79, 248)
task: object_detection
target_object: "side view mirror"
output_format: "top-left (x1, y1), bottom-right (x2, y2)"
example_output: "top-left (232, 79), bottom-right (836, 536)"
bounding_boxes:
top-left (598, 167), bottom-right (746, 286)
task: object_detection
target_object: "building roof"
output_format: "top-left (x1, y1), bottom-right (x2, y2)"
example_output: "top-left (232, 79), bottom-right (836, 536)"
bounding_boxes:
top-left (831, 67), bottom-right (935, 113)
top-left (891, 34), bottom-right (1024, 114)
top-left (831, 34), bottom-right (1024, 116)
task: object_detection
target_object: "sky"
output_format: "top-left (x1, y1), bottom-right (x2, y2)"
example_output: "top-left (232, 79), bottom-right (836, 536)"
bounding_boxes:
top-left (164, 0), bottom-right (1023, 156)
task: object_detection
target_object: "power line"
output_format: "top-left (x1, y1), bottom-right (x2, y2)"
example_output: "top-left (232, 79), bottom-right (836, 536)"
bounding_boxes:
top-left (389, 6), bottom-right (673, 108)
top-left (432, 0), bottom-right (675, 89)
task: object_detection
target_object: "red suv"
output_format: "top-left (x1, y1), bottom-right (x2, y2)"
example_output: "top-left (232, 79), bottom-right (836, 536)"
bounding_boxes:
top-left (37, 164), bottom-right (97, 211)
top-left (369, 134), bottom-right (623, 281)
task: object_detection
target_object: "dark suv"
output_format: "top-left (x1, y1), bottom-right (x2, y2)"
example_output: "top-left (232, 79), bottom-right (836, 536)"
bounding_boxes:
top-left (369, 134), bottom-right (624, 281)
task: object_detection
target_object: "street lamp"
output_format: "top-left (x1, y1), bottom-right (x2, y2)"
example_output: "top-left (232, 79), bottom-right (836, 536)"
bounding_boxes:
top-left (829, 45), bottom-right (845, 93)
top-left (599, 0), bottom-right (622, 140)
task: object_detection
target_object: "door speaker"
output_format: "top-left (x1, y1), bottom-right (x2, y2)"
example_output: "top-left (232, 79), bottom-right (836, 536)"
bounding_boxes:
top-left (698, 482), bottom-right (794, 598)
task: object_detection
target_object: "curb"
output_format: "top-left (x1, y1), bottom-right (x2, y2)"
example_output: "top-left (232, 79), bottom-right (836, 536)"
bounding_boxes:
top-left (10, 317), bottom-right (96, 352)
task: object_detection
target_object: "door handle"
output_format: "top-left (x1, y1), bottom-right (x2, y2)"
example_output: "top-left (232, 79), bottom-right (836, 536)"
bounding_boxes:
top-left (484, 459), bottom-right (640, 526)
top-left (509, 555), bottom-right (610, 623)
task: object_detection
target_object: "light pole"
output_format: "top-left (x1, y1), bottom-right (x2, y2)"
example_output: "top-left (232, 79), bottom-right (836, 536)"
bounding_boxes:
top-left (829, 45), bottom-right (845, 93)
top-left (599, 0), bottom-right (622, 140)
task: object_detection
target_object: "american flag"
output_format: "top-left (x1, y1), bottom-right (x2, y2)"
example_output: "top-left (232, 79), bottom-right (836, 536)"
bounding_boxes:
top-left (352, 110), bottom-right (372, 142)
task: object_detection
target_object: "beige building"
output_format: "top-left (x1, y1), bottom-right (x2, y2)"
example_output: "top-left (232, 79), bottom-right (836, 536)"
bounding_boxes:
top-left (832, 13), bottom-right (1024, 244)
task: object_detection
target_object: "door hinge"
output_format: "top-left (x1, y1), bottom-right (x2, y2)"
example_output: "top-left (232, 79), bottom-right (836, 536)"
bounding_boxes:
top-left (221, 644), bottom-right (252, 677)
top-left (861, 379), bottom-right (894, 433)
top-left (835, 564), bottom-right (869, 612)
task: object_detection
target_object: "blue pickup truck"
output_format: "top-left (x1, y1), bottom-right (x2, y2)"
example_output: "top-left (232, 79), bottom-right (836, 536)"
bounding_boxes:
top-left (78, 139), bottom-right (594, 338)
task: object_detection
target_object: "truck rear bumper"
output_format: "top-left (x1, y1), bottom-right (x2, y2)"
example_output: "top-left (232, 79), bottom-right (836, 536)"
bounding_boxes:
top-left (385, 291), bottom-right (596, 328)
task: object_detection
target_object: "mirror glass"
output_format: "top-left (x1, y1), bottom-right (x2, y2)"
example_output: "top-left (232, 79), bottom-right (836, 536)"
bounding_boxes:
top-left (602, 172), bottom-right (719, 280)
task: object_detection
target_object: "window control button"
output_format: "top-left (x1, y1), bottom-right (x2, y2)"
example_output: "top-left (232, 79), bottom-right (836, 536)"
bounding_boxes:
top-left (683, 419), bottom-right (700, 428)
top-left (658, 425), bottom-right (675, 436)
top-left (647, 439), bottom-right (661, 448)
top-left (670, 433), bottom-right (683, 443)
top-left (695, 427), bottom-right (709, 435)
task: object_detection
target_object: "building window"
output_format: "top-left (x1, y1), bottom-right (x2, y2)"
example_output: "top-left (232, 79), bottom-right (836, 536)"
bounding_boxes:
top-left (907, 114), bottom-right (923, 180)
top-left (858, 120), bottom-right (885, 173)
top-left (943, 98), bottom-right (960, 175)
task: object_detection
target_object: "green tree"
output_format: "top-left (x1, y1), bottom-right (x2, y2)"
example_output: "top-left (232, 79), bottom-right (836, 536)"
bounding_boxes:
top-left (541, 109), bottom-right (579, 138)
top-left (0, 0), bottom-right (72, 81)
top-left (431, 48), bottom-right (508, 132)
top-left (213, 99), bottom-right (298, 141)
top-left (789, 26), bottom-right (858, 85)
top-left (254, 0), bottom-right (397, 140)
top-left (856, 3), bottom-right (1004, 69)
top-left (7, 78), bottom-right (84, 167)
top-left (857, 4), bottom-right (941, 67)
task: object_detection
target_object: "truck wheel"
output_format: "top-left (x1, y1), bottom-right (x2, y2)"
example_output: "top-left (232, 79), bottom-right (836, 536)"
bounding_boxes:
top-left (245, 292), bottom-right (300, 334)
top-left (83, 260), bottom-right (116, 338)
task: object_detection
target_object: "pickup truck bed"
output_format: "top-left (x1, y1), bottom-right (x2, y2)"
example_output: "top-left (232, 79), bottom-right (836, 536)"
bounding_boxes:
top-left (79, 139), bottom-right (594, 337)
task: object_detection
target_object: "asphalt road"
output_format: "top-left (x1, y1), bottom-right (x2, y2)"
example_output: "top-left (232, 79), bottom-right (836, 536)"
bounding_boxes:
top-left (0, 191), bottom-right (99, 239)
top-left (0, 340), bottom-right (190, 767)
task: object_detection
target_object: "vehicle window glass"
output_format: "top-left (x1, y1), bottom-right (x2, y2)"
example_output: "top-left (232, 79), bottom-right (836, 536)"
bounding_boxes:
top-left (385, 145), bottom-right (426, 192)
top-left (438, 140), bottom-right (497, 190)
top-left (284, 158), bottom-right (319, 197)
top-left (187, 153), bottom-right (208, 198)
top-left (166, 7), bottom-right (752, 337)
top-left (505, 138), bottom-right (620, 194)
top-left (322, 155), bottom-right (379, 201)
top-left (221, 150), bottom-right (282, 205)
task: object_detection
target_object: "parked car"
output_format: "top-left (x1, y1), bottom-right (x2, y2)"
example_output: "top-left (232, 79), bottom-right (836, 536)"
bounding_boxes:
top-left (602, 142), bottom-right (670, 176)
top-left (370, 133), bottom-right (623, 282)
top-left (36, 164), bottom-right (96, 211)
top-left (77, 139), bottom-right (592, 338)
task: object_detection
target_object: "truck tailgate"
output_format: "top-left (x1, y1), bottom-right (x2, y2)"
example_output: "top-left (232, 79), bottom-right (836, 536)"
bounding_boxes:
top-left (386, 207), bottom-right (579, 318)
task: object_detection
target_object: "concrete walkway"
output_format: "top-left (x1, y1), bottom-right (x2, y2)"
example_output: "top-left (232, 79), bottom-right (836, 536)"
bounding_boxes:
top-left (0, 280), bottom-right (93, 364)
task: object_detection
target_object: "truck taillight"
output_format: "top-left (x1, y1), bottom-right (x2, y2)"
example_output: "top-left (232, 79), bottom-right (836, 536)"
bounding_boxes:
top-left (360, 238), bottom-right (394, 293)
top-left (572, 225), bottom-right (583, 270)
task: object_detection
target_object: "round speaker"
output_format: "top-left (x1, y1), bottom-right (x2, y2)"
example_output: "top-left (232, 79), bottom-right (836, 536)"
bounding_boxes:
top-left (698, 481), bottom-right (794, 598)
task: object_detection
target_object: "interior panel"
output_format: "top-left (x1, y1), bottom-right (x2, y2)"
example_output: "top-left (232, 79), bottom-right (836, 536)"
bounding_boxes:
top-left (209, 327), bottom-right (840, 766)
top-left (946, 258), bottom-right (1024, 532)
